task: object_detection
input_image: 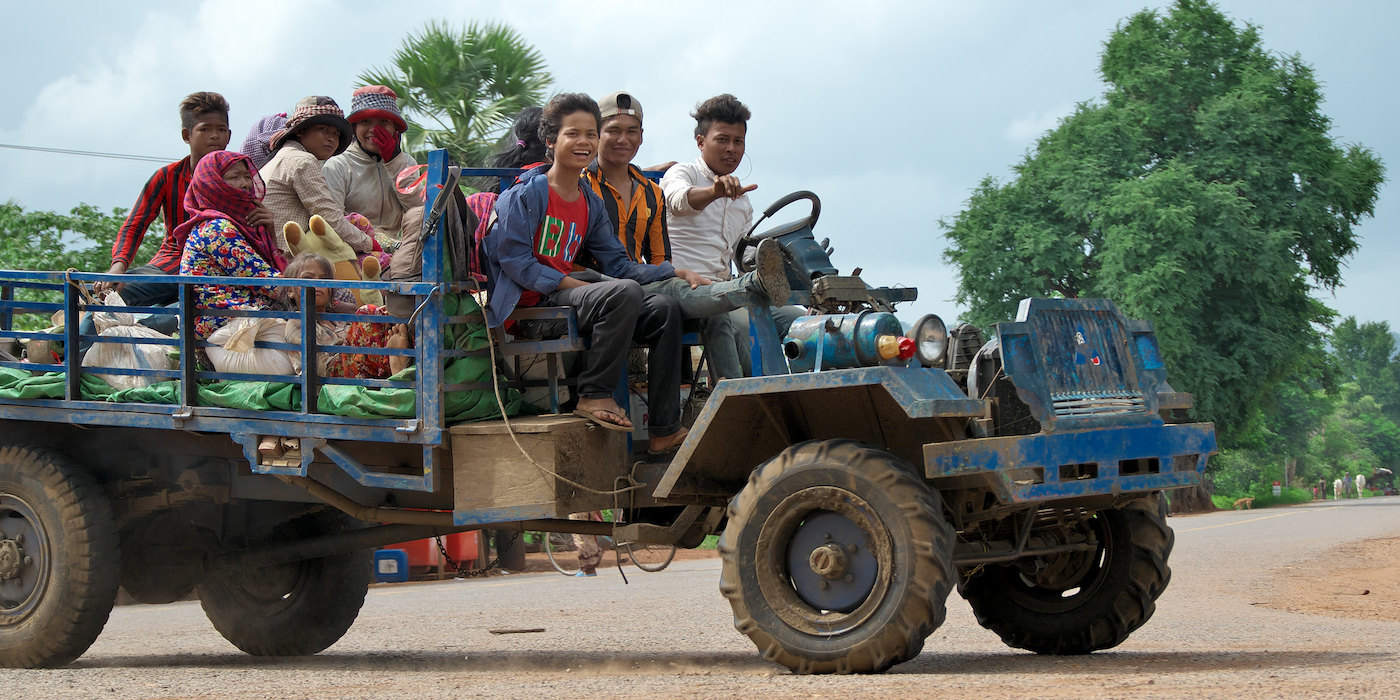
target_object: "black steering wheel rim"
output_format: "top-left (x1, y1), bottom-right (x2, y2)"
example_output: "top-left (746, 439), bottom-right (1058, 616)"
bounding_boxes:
top-left (734, 191), bottom-right (821, 273)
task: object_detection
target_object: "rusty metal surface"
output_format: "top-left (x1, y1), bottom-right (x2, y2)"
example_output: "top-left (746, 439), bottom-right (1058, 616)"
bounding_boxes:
top-left (656, 366), bottom-right (986, 499)
top-left (923, 422), bottom-right (1216, 503)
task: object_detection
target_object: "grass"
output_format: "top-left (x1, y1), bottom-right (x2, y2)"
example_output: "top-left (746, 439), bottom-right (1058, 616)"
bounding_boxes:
top-left (1211, 486), bottom-right (1316, 510)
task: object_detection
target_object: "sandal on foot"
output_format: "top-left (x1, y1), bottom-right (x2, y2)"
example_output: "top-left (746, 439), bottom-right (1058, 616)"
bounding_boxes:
top-left (646, 428), bottom-right (689, 457)
top-left (572, 407), bottom-right (633, 432)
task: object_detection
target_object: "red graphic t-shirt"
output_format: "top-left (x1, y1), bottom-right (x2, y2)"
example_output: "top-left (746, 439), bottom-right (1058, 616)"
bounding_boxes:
top-left (518, 185), bottom-right (589, 308)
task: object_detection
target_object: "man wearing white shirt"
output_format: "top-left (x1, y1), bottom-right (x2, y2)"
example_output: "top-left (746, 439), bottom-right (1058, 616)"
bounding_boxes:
top-left (662, 94), bottom-right (802, 379)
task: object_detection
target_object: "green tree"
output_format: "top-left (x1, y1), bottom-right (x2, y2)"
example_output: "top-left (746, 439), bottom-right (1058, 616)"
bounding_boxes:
top-left (0, 201), bottom-right (148, 330)
top-left (358, 21), bottom-right (552, 167)
top-left (940, 0), bottom-right (1384, 442)
top-left (1331, 317), bottom-right (1400, 421)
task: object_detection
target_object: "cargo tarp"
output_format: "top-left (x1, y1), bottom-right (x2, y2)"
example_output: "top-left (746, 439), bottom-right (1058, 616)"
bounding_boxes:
top-left (0, 295), bottom-right (519, 422)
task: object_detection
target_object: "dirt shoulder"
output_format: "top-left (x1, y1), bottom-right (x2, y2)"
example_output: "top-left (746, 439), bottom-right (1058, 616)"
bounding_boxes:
top-left (1259, 536), bottom-right (1400, 621)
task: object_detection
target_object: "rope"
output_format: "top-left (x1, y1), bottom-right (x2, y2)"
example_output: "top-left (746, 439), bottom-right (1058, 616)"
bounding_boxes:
top-left (484, 321), bottom-right (643, 497)
top-left (63, 268), bottom-right (100, 305)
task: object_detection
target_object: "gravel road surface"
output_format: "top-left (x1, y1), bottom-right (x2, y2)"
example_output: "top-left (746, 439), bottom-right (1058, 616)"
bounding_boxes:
top-left (5, 497), bottom-right (1399, 698)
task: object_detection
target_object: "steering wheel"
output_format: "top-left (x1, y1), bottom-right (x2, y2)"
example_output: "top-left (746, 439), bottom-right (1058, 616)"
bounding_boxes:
top-left (734, 191), bottom-right (821, 273)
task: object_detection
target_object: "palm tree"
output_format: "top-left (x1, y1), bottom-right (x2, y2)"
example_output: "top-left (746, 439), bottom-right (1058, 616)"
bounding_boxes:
top-left (358, 21), bottom-right (552, 167)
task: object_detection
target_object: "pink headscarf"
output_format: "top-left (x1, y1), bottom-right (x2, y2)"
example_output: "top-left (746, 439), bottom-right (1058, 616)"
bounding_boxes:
top-left (174, 150), bottom-right (286, 271)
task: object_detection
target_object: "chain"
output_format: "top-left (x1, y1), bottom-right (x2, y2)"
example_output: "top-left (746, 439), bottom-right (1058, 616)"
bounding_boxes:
top-left (434, 530), bottom-right (520, 578)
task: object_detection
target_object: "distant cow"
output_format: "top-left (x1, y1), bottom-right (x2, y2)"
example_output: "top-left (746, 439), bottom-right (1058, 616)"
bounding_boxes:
top-left (1355, 474), bottom-right (1366, 497)
top-left (1334, 478), bottom-right (1345, 500)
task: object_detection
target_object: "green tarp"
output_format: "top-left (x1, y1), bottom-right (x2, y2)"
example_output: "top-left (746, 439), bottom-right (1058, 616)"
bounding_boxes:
top-left (0, 294), bottom-right (520, 422)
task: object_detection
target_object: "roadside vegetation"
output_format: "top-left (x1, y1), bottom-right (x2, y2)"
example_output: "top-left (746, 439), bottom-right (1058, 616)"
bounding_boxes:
top-left (941, 0), bottom-right (1392, 509)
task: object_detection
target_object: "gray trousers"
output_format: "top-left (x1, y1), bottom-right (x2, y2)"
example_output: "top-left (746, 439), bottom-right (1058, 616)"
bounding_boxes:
top-left (532, 278), bottom-right (683, 438)
top-left (643, 272), bottom-right (803, 380)
top-left (702, 305), bottom-right (806, 379)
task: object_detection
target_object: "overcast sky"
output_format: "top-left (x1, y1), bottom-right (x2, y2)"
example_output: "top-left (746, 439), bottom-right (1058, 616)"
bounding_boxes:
top-left (1, 0), bottom-right (1394, 330)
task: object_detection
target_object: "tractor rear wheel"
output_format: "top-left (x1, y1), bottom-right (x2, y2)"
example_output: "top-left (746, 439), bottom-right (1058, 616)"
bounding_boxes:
top-left (0, 444), bottom-right (119, 668)
top-left (720, 439), bottom-right (954, 674)
top-left (198, 511), bottom-right (371, 656)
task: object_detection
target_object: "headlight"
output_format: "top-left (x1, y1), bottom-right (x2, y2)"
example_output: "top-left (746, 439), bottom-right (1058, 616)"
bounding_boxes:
top-left (910, 314), bottom-right (948, 368)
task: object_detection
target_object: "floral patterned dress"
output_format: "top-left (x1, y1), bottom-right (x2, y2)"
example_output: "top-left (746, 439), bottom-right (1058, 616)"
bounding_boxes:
top-left (180, 218), bottom-right (282, 339)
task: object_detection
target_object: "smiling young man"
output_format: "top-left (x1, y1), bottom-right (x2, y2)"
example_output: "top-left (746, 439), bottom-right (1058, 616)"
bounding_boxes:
top-left (660, 94), bottom-right (803, 379)
top-left (484, 93), bottom-right (689, 454)
top-left (584, 91), bottom-right (789, 367)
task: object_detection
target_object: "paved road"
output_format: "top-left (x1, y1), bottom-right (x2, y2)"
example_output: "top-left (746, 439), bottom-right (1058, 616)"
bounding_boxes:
top-left (7, 497), bottom-right (1400, 698)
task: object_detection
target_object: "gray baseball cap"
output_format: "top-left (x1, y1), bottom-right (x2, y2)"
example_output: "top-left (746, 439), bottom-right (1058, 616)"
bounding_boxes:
top-left (598, 91), bottom-right (643, 125)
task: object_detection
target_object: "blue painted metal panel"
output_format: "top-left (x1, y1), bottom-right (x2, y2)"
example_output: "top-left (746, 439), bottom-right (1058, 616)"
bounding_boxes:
top-left (997, 298), bottom-right (1173, 433)
top-left (923, 422), bottom-right (1216, 502)
top-left (655, 365), bottom-right (988, 498)
top-left (319, 442), bottom-right (433, 491)
top-left (0, 402), bottom-right (431, 443)
top-left (453, 503), bottom-right (558, 527)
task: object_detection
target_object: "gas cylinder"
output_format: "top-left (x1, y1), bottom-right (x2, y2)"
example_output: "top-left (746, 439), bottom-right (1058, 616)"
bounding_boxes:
top-left (782, 311), bottom-right (914, 372)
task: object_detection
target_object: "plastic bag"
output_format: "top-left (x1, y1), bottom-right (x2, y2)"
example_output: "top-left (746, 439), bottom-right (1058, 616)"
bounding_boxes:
top-left (205, 316), bottom-right (298, 377)
top-left (81, 293), bottom-right (176, 389)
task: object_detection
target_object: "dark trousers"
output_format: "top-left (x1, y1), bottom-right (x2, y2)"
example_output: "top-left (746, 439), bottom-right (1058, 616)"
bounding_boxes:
top-left (79, 265), bottom-right (180, 354)
top-left (532, 278), bottom-right (683, 438)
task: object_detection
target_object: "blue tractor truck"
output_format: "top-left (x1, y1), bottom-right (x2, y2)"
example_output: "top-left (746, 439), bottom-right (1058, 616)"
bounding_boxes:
top-left (0, 153), bottom-right (1214, 673)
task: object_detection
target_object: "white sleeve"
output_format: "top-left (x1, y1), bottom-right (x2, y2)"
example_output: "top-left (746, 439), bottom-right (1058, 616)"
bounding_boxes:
top-left (661, 164), bottom-right (702, 217)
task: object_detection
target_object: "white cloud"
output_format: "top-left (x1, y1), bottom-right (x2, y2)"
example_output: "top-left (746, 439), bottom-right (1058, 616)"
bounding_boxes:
top-left (1002, 102), bottom-right (1075, 145)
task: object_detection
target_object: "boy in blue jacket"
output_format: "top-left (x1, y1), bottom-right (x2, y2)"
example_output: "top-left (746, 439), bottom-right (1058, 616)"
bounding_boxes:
top-left (483, 94), bottom-right (690, 454)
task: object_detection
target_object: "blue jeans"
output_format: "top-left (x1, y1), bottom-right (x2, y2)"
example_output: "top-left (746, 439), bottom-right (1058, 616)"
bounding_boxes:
top-left (703, 305), bottom-right (805, 379)
top-left (644, 273), bottom-right (769, 380)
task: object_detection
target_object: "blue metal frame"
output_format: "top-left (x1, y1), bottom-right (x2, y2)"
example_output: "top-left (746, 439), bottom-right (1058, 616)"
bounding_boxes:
top-left (923, 422), bottom-right (1216, 502)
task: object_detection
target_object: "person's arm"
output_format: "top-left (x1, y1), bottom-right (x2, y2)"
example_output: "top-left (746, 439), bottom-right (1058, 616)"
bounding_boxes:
top-left (288, 154), bottom-right (376, 252)
top-left (493, 186), bottom-right (566, 294)
top-left (645, 191), bottom-right (670, 265)
top-left (660, 165), bottom-right (702, 217)
top-left (109, 168), bottom-right (168, 270)
top-left (684, 175), bottom-right (757, 211)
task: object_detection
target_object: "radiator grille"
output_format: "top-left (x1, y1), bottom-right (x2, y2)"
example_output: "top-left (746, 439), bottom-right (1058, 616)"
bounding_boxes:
top-left (1051, 390), bottom-right (1147, 417)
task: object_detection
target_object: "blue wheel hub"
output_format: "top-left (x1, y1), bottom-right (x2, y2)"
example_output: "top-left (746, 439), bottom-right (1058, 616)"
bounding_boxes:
top-left (786, 510), bottom-right (878, 612)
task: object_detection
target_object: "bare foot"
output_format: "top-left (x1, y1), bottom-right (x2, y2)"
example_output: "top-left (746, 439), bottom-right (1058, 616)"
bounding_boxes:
top-left (387, 324), bottom-right (412, 374)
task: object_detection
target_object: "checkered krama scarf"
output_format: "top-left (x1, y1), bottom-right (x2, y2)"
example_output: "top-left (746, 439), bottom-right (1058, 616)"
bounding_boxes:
top-left (175, 150), bottom-right (287, 271)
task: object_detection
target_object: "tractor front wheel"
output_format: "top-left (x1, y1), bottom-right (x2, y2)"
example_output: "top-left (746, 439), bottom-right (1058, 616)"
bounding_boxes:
top-left (720, 440), bottom-right (954, 674)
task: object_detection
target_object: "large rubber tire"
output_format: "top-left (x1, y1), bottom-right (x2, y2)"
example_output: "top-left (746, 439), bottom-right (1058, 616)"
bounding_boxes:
top-left (198, 512), bottom-right (371, 656)
top-left (719, 440), bottom-right (955, 674)
top-left (0, 444), bottom-right (120, 668)
top-left (959, 494), bottom-right (1174, 655)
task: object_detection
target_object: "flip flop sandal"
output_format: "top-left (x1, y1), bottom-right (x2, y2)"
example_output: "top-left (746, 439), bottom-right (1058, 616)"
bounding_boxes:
top-left (572, 407), bottom-right (633, 432)
top-left (646, 428), bottom-right (689, 457)
top-left (645, 444), bottom-right (683, 459)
